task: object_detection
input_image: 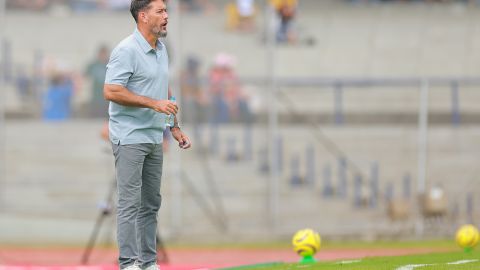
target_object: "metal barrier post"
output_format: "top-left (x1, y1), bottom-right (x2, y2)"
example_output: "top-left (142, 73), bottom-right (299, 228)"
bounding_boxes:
top-left (337, 156), bottom-right (347, 198)
top-left (289, 154), bottom-right (302, 186)
top-left (169, 0), bottom-right (183, 235)
top-left (334, 83), bottom-right (344, 125)
top-left (276, 135), bottom-right (283, 173)
top-left (322, 164), bottom-right (333, 197)
top-left (384, 182), bottom-right (394, 202)
top-left (467, 192), bottom-right (473, 224)
top-left (451, 81), bottom-right (460, 126)
top-left (370, 161), bottom-right (379, 208)
top-left (243, 123), bottom-right (252, 161)
top-left (0, 0), bottom-right (6, 207)
top-left (354, 174), bottom-right (362, 208)
top-left (305, 143), bottom-right (315, 186)
top-left (416, 79), bottom-right (430, 237)
top-left (403, 173), bottom-right (411, 199)
top-left (266, 3), bottom-right (279, 229)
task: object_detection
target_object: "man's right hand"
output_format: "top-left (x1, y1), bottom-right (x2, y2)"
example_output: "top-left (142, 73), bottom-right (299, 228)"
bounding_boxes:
top-left (104, 84), bottom-right (178, 115)
top-left (151, 99), bottom-right (178, 115)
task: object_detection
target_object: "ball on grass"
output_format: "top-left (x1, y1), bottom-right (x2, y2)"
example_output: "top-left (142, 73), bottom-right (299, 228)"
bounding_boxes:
top-left (292, 228), bottom-right (321, 257)
top-left (456, 224), bottom-right (479, 249)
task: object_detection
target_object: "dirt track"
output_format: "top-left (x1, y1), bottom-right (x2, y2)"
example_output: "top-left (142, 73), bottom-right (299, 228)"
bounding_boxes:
top-left (0, 246), bottom-right (453, 269)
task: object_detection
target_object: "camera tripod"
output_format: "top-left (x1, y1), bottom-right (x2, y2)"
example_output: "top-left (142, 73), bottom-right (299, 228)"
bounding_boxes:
top-left (81, 176), bottom-right (169, 265)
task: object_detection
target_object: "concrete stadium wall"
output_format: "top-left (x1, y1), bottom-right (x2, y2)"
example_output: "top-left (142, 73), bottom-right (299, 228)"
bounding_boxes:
top-left (1, 121), bottom-right (479, 244)
top-left (5, 1), bottom-right (480, 78)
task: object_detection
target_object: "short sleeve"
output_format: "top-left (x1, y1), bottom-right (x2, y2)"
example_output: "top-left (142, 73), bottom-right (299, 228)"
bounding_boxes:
top-left (105, 47), bottom-right (134, 87)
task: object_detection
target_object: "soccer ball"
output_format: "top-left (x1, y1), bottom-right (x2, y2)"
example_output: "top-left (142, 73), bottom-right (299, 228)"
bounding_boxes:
top-left (455, 224), bottom-right (480, 249)
top-left (292, 228), bottom-right (321, 257)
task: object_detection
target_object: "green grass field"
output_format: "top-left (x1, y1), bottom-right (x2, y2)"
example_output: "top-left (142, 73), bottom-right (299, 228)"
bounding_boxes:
top-left (221, 250), bottom-right (480, 270)
top-left (169, 239), bottom-right (456, 250)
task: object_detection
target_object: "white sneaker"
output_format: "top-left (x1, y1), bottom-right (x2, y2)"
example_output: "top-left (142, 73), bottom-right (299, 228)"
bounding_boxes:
top-left (123, 264), bottom-right (142, 270)
top-left (143, 264), bottom-right (160, 270)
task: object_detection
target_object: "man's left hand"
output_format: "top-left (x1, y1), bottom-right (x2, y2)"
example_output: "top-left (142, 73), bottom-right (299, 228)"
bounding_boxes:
top-left (171, 128), bottom-right (191, 149)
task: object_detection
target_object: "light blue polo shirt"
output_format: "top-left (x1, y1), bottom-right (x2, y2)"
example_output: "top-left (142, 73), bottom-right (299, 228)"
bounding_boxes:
top-left (105, 28), bottom-right (169, 145)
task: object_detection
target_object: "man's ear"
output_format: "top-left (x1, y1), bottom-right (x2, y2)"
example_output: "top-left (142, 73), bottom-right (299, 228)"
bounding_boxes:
top-left (139, 11), bottom-right (148, 23)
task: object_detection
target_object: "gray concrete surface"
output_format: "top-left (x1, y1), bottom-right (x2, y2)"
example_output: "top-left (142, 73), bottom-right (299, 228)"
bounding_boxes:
top-left (1, 120), bottom-right (479, 244)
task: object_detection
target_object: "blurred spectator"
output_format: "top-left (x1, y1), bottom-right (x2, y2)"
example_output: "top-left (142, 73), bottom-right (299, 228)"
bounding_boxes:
top-left (104, 0), bottom-right (130, 11)
top-left (42, 72), bottom-right (74, 121)
top-left (68, 0), bottom-right (100, 13)
top-left (85, 45), bottom-right (110, 118)
top-left (180, 55), bottom-right (208, 142)
top-left (181, 56), bottom-right (207, 122)
top-left (15, 65), bottom-right (32, 105)
top-left (101, 121), bottom-right (109, 141)
top-left (226, 0), bottom-right (256, 32)
top-left (209, 53), bottom-right (236, 123)
top-left (346, 0), bottom-right (471, 3)
top-left (179, 0), bottom-right (215, 13)
top-left (7, 0), bottom-right (131, 12)
top-left (270, 0), bottom-right (298, 44)
top-left (237, 0), bottom-right (256, 32)
top-left (209, 53), bottom-right (251, 123)
top-left (6, 0), bottom-right (49, 11)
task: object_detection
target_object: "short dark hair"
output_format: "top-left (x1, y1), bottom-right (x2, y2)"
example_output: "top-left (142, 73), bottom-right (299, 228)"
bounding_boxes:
top-left (130, 0), bottom-right (160, 23)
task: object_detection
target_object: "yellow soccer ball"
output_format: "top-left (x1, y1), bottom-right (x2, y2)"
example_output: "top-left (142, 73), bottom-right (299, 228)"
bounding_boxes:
top-left (456, 224), bottom-right (480, 249)
top-left (292, 228), bottom-right (321, 257)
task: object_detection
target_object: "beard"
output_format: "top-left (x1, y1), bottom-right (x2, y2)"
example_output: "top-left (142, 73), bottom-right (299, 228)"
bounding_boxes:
top-left (152, 26), bottom-right (168, 38)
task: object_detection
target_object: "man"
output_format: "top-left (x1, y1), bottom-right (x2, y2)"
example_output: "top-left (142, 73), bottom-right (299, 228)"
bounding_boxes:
top-left (85, 45), bottom-right (109, 118)
top-left (103, 1), bottom-right (191, 270)
top-left (270, 0), bottom-right (297, 43)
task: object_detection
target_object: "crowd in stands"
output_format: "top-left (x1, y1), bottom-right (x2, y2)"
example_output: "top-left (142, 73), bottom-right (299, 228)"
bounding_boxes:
top-left (179, 0), bottom-right (216, 13)
top-left (347, 0), bottom-right (478, 3)
top-left (225, 0), bottom-right (298, 44)
top-left (6, 0), bottom-right (477, 123)
top-left (8, 45), bottom-right (107, 121)
top-left (6, 0), bottom-right (131, 12)
top-left (8, 0), bottom-right (480, 12)
top-left (8, 45), bottom-right (253, 126)
top-left (3, 0), bottom-right (301, 123)
top-left (7, 0), bottom-right (300, 42)
top-left (6, 0), bottom-right (218, 12)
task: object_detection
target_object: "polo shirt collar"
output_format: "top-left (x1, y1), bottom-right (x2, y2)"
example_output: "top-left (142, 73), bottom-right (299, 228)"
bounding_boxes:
top-left (134, 28), bottom-right (162, 54)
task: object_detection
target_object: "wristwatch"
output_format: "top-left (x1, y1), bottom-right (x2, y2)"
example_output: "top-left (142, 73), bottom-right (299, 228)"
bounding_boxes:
top-left (169, 123), bottom-right (180, 131)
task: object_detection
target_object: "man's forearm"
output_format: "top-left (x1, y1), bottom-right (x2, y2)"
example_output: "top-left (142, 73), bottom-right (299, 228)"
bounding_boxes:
top-left (104, 84), bottom-right (154, 109)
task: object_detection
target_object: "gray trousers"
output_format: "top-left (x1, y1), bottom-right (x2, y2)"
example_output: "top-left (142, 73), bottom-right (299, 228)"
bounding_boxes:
top-left (112, 143), bottom-right (163, 269)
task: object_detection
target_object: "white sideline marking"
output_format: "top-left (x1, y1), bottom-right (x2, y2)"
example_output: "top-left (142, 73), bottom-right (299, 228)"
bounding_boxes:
top-left (447, 259), bottom-right (479, 265)
top-left (336, 260), bottom-right (361, 264)
top-left (395, 264), bottom-right (433, 270)
top-left (396, 259), bottom-right (478, 270)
